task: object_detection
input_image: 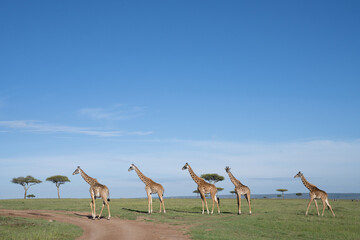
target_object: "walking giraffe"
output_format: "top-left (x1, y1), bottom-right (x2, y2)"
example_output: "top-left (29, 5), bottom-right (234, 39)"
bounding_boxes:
top-left (225, 166), bottom-right (251, 215)
top-left (128, 164), bottom-right (166, 214)
top-left (294, 171), bottom-right (335, 217)
top-left (72, 166), bottom-right (111, 220)
top-left (182, 163), bottom-right (220, 214)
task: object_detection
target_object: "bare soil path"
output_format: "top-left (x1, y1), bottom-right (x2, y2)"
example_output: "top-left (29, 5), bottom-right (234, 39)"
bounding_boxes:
top-left (0, 209), bottom-right (190, 240)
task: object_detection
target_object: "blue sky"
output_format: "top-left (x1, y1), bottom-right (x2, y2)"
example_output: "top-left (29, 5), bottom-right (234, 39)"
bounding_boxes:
top-left (1, 1), bottom-right (359, 199)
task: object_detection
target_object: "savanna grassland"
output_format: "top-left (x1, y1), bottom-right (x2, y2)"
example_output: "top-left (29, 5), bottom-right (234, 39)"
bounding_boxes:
top-left (0, 214), bottom-right (82, 240)
top-left (0, 198), bottom-right (359, 240)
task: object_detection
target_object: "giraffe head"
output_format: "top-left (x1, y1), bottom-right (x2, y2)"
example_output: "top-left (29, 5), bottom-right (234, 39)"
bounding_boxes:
top-left (72, 166), bottom-right (81, 175)
top-left (294, 171), bottom-right (303, 178)
top-left (128, 164), bottom-right (136, 172)
top-left (225, 166), bottom-right (231, 172)
top-left (182, 163), bottom-right (189, 170)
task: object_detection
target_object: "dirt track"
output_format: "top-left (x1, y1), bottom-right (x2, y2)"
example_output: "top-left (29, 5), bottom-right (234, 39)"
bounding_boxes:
top-left (0, 209), bottom-right (190, 240)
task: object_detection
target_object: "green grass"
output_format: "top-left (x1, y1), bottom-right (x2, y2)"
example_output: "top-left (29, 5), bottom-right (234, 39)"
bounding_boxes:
top-left (1, 198), bottom-right (359, 239)
top-left (0, 215), bottom-right (82, 240)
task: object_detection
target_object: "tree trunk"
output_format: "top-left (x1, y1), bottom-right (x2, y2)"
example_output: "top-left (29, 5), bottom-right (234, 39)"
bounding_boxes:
top-left (57, 186), bottom-right (60, 199)
top-left (24, 186), bottom-right (27, 199)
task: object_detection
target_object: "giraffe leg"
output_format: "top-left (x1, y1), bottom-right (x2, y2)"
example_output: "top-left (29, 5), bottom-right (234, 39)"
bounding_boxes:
top-left (314, 199), bottom-right (320, 216)
top-left (210, 193), bottom-right (215, 214)
top-left (147, 193), bottom-right (151, 214)
top-left (245, 193), bottom-right (252, 215)
top-left (90, 201), bottom-right (94, 219)
top-left (236, 193), bottom-right (241, 215)
top-left (210, 190), bottom-right (220, 214)
top-left (325, 198), bottom-right (335, 217)
top-left (306, 197), bottom-right (314, 216)
top-left (105, 199), bottom-right (111, 220)
top-left (150, 194), bottom-right (153, 213)
top-left (162, 197), bottom-right (166, 213)
top-left (90, 197), bottom-right (96, 220)
top-left (98, 201), bottom-right (105, 220)
top-left (200, 192), bottom-right (206, 214)
top-left (159, 195), bottom-right (162, 213)
top-left (238, 193), bottom-right (242, 215)
top-left (204, 194), bottom-right (210, 214)
top-left (321, 198), bottom-right (326, 216)
top-left (159, 193), bottom-right (166, 213)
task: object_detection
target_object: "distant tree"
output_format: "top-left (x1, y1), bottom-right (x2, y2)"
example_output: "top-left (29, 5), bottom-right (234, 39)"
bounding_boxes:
top-left (277, 195), bottom-right (282, 198)
top-left (46, 175), bottom-right (70, 199)
top-left (193, 189), bottom-right (200, 197)
top-left (230, 190), bottom-right (236, 195)
top-left (296, 193), bottom-right (303, 197)
top-left (11, 176), bottom-right (42, 199)
top-left (276, 189), bottom-right (288, 199)
top-left (27, 194), bottom-right (35, 199)
top-left (200, 174), bottom-right (225, 184)
top-left (216, 187), bottom-right (224, 192)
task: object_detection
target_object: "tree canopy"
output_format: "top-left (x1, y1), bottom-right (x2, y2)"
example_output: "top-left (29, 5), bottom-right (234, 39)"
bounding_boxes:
top-left (216, 187), bottom-right (224, 192)
top-left (276, 189), bottom-right (288, 199)
top-left (46, 175), bottom-right (70, 199)
top-left (11, 176), bottom-right (42, 199)
top-left (200, 173), bottom-right (224, 184)
top-left (46, 175), bottom-right (70, 185)
top-left (27, 194), bottom-right (36, 199)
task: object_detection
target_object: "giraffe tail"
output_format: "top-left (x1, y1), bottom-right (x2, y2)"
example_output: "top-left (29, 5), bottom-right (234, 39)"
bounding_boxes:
top-left (217, 197), bottom-right (220, 206)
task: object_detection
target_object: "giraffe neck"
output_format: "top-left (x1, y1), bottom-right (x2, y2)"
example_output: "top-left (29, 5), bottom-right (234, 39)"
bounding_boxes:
top-left (301, 175), bottom-right (316, 191)
top-left (187, 166), bottom-right (203, 185)
top-left (227, 171), bottom-right (242, 186)
top-left (134, 166), bottom-right (150, 185)
top-left (79, 169), bottom-right (98, 186)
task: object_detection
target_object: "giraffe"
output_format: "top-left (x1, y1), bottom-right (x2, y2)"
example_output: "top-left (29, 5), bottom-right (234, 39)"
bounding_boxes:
top-left (294, 171), bottom-right (335, 217)
top-left (225, 166), bottom-right (252, 215)
top-left (128, 164), bottom-right (166, 214)
top-left (72, 166), bottom-right (111, 220)
top-left (182, 163), bottom-right (220, 214)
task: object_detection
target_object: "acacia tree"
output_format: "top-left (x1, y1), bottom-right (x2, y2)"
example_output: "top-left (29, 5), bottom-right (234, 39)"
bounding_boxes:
top-left (200, 173), bottom-right (224, 184)
top-left (216, 187), bottom-right (224, 193)
top-left (193, 189), bottom-right (200, 197)
top-left (27, 194), bottom-right (36, 199)
top-left (11, 176), bottom-right (42, 199)
top-left (46, 175), bottom-right (70, 199)
top-left (276, 189), bottom-right (288, 200)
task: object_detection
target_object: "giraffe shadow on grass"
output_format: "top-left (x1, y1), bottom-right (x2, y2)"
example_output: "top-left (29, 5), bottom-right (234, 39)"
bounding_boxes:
top-left (73, 212), bottom-right (108, 220)
top-left (122, 208), bottom-right (149, 214)
top-left (122, 207), bottom-right (239, 215)
top-left (73, 212), bottom-right (93, 219)
top-left (163, 209), bottom-right (235, 215)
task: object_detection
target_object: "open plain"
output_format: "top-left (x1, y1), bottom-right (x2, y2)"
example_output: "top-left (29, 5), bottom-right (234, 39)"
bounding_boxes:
top-left (1, 198), bottom-right (359, 239)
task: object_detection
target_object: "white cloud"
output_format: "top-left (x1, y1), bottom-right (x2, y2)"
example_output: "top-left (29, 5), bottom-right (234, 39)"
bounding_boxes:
top-left (0, 120), bottom-right (153, 137)
top-left (78, 104), bottom-right (144, 120)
